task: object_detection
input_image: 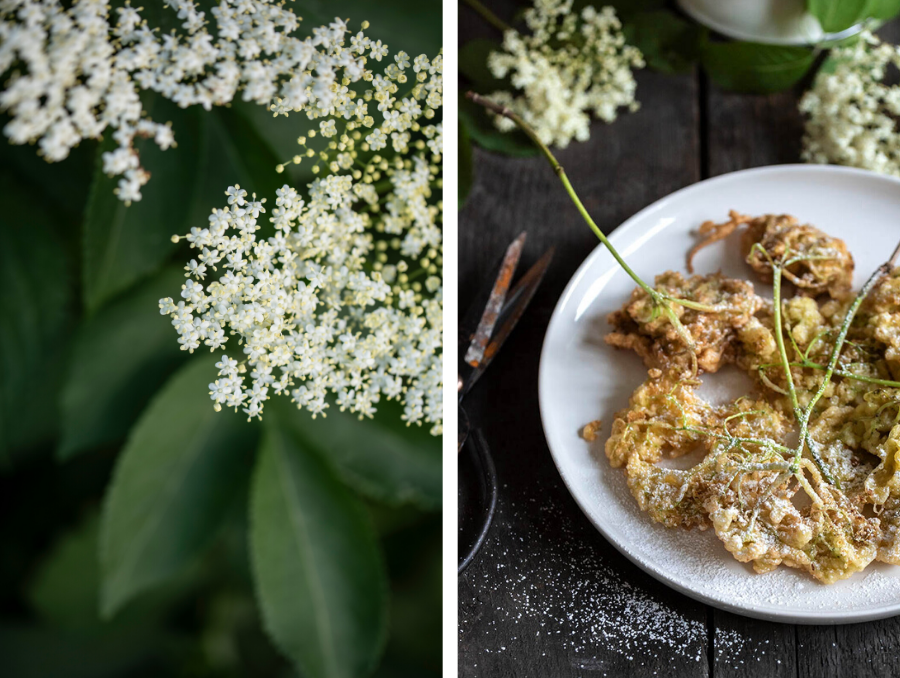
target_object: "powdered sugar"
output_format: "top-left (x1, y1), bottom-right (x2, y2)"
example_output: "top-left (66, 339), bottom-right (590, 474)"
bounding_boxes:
top-left (460, 486), bottom-right (753, 672)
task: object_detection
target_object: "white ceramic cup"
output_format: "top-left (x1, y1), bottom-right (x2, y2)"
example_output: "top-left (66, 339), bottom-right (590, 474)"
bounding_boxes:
top-left (677, 0), bottom-right (860, 45)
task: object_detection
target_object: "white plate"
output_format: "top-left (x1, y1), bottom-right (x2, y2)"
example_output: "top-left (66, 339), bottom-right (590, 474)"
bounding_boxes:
top-left (538, 165), bottom-right (900, 624)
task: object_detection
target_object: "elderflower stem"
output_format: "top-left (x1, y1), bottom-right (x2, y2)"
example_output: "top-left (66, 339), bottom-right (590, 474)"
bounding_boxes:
top-left (467, 92), bottom-right (647, 291)
top-left (787, 242), bottom-right (900, 483)
top-left (770, 262), bottom-right (801, 414)
top-left (800, 245), bottom-right (900, 425)
top-left (759, 361), bottom-right (900, 389)
top-left (461, 0), bottom-right (512, 33)
top-left (465, 91), bottom-right (718, 317)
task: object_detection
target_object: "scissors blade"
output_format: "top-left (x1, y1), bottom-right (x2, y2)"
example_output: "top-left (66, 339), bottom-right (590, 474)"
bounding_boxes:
top-left (456, 403), bottom-right (469, 456)
top-left (460, 246), bottom-right (554, 399)
top-left (459, 233), bottom-right (526, 395)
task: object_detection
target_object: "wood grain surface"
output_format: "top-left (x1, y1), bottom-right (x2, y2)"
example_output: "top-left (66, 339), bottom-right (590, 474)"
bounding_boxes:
top-left (458, 4), bottom-right (900, 676)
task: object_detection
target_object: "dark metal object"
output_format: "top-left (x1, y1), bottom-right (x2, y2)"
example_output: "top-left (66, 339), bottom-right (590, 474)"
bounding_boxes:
top-left (458, 233), bottom-right (527, 403)
top-left (458, 234), bottom-right (554, 572)
top-left (463, 233), bottom-right (525, 368)
top-left (457, 430), bottom-right (498, 575)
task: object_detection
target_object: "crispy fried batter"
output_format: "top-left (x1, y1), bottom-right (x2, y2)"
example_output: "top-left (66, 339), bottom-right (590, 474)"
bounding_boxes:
top-left (600, 212), bottom-right (900, 584)
top-left (606, 370), bottom-right (889, 583)
top-left (605, 271), bottom-right (764, 373)
top-left (743, 214), bottom-right (854, 299)
top-left (687, 211), bottom-right (854, 299)
top-left (860, 268), bottom-right (900, 379)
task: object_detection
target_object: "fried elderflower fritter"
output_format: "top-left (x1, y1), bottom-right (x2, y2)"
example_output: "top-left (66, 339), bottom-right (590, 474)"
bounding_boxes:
top-left (601, 212), bottom-right (900, 584)
top-left (860, 268), bottom-right (900, 380)
top-left (606, 271), bottom-right (764, 374)
top-left (606, 371), bottom-right (884, 583)
top-left (687, 211), bottom-right (854, 299)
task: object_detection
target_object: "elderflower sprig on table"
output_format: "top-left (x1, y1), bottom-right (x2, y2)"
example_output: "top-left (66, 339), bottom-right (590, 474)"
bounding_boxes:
top-left (0, 0), bottom-right (378, 202)
top-left (159, 46), bottom-right (443, 435)
top-left (485, 0), bottom-right (643, 148)
top-left (800, 31), bottom-right (900, 176)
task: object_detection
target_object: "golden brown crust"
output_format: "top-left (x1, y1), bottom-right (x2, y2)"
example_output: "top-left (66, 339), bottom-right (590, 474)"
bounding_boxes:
top-left (600, 212), bottom-right (900, 584)
top-left (686, 211), bottom-right (854, 299)
top-left (742, 214), bottom-right (854, 299)
top-left (605, 271), bottom-right (764, 374)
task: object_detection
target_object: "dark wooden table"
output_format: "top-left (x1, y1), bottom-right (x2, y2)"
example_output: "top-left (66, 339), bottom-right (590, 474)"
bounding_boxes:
top-left (458, 5), bottom-right (900, 677)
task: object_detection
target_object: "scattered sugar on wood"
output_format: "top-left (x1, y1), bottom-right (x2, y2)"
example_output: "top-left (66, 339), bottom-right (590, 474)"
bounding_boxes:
top-left (459, 485), bottom-right (758, 670)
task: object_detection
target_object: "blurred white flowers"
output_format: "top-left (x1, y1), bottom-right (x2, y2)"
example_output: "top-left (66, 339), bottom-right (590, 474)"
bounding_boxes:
top-left (800, 31), bottom-right (900, 176)
top-left (159, 48), bottom-right (443, 434)
top-left (486, 0), bottom-right (643, 148)
top-left (0, 0), bottom-right (376, 202)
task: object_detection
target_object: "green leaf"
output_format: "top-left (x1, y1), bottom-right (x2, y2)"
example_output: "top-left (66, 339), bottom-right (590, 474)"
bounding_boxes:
top-left (808, 0), bottom-right (870, 32)
top-left (29, 509), bottom-right (200, 634)
top-left (0, 624), bottom-right (169, 678)
top-left (100, 359), bottom-right (257, 618)
top-left (624, 10), bottom-right (707, 74)
top-left (701, 42), bottom-right (815, 94)
top-left (187, 106), bottom-right (284, 230)
top-left (28, 513), bottom-right (104, 632)
top-left (869, 0), bottom-right (900, 20)
top-left (0, 173), bottom-right (74, 463)
top-left (459, 121), bottom-right (474, 209)
top-left (58, 267), bottom-right (189, 459)
top-left (378, 517), bottom-right (441, 675)
top-left (82, 94), bottom-right (202, 314)
top-left (229, 99), bottom-right (318, 188)
top-left (272, 398), bottom-right (441, 509)
top-left (818, 54), bottom-right (841, 75)
top-left (290, 0), bottom-right (441, 57)
top-left (0, 138), bottom-right (95, 223)
top-left (250, 422), bottom-right (388, 678)
top-left (459, 39), bottom-right (504, 90)
top-left (459, 97), bottom-right (539, 157)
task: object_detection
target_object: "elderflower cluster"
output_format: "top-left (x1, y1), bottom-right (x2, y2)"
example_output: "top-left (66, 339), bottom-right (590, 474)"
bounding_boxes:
top-left (800, 31), bottom-right (900, 176)
top-left (159, 48), bottom-right (443, 434)
top-left (486, 0), bottom-right (643, 148)
top-left (0, 0), bottom-right (378, 202)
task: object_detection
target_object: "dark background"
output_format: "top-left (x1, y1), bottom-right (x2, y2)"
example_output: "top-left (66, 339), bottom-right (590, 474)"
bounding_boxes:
top-left (458, 3), bottom-right (900, 677)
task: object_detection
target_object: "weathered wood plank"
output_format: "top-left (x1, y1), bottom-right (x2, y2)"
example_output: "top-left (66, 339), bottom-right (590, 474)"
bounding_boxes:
top-left (797, 617), bottom-right (900, 678)
top-left (458, 2), bottom-right (709, 674)
top-left (711, 611), bottom-right (796, 678)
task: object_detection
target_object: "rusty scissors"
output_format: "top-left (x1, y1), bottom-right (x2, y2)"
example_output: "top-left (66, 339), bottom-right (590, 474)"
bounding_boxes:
top-left (458, 232), bottom-right (553, 573)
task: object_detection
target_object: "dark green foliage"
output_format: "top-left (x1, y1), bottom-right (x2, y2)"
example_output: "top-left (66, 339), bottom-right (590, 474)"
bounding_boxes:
top-left (701, 42), bottom-right (816, 94)
top-left (0, 2), bottom-right (443, 673)
top-left (250, 422), bottom-right (388, 678)
top-left (624, 10), bottom-right (707, 74)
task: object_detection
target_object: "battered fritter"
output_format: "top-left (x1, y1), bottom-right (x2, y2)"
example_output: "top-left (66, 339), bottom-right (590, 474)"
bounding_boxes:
top-left (602, 212), bottom-right (900, 583)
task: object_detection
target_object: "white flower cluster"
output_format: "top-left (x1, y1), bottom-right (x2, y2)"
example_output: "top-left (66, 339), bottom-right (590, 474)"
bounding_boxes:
top-left (800, 31), bottom-right (900, 176)
top-left (0, 0), bottom-right (378, 202)
top-left (159, 49), bottom-right (443, 434)
top-left (486, 0), bottom-right (643, 148)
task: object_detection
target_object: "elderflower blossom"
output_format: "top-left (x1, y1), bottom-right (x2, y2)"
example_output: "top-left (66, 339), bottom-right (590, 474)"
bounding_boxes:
top-left (800, 31), bottom-right (900, 176)
top-left (0, 0), bottom-right (378, 202)
top-left (159, 47), bottom-right (443, 435)
top-left (486, 0), bottom-right (643, 148)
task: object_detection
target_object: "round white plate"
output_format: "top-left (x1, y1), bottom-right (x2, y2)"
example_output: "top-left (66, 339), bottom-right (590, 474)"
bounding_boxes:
top-left (676, 0), bottom-right (862, 46)
top-left (538, 164), bottom-right (900, 624)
